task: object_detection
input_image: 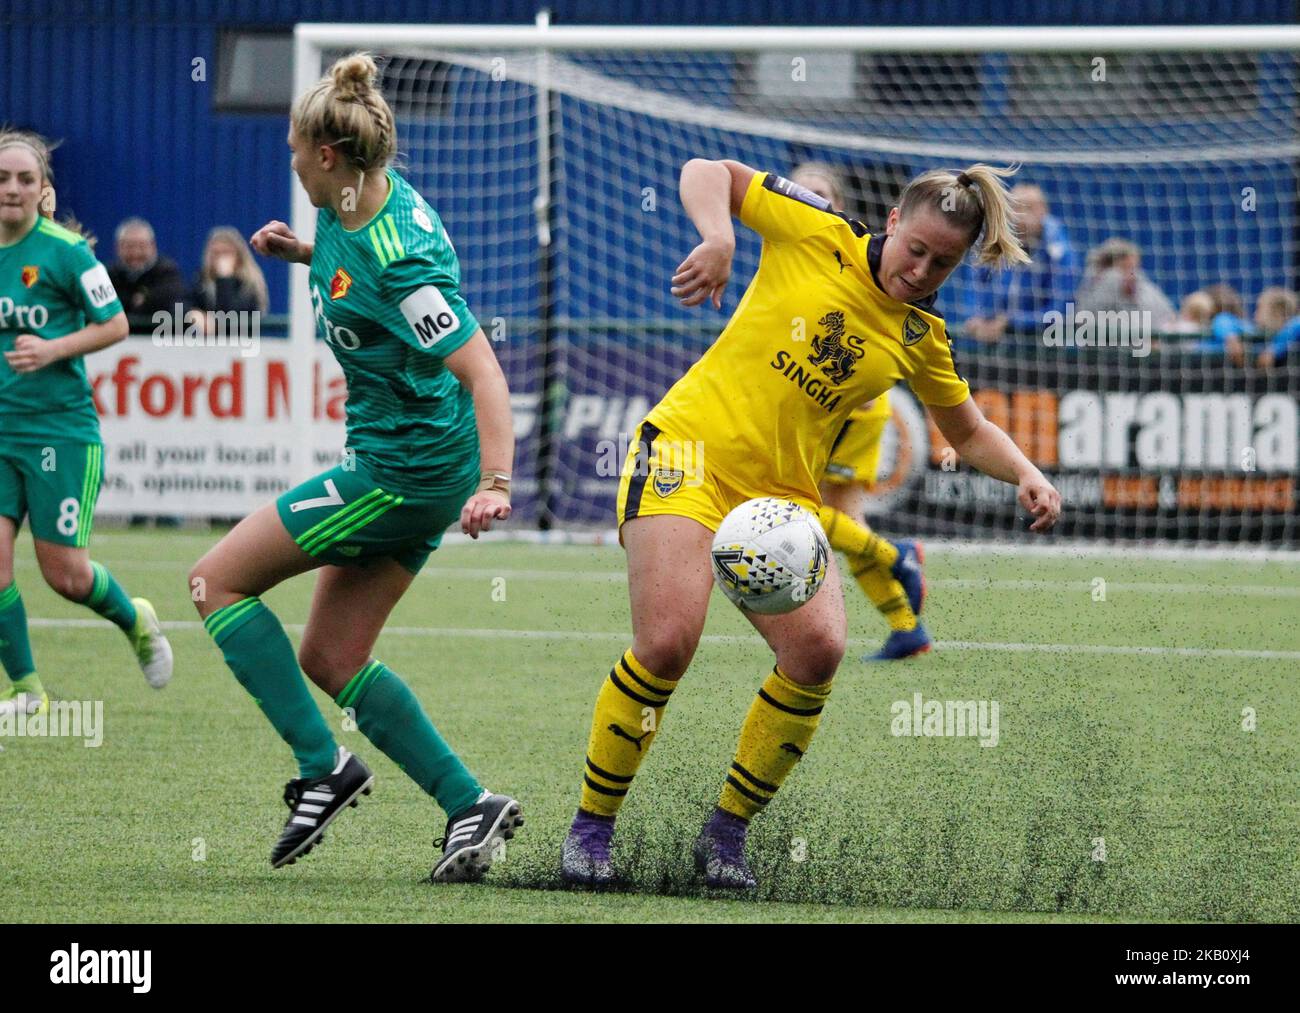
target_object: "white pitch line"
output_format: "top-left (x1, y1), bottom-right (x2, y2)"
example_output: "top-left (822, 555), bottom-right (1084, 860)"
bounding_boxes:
top-left (24, 617), bottom-right (1300, 660)
top-left (12, 558), bottom-right (1299, 597)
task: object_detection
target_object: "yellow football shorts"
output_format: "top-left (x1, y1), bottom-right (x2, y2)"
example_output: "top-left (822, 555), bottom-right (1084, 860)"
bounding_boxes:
top-left (823, 395), bottom-right (892, 486)
top-left (615, 420), bottom-right (818, 534)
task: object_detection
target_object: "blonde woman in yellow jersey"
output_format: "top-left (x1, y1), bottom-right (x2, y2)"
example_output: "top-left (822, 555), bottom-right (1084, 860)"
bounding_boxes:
top-left (790, 163), bottom-right (932, 661)
top-left (560, 158), bottom-right (1062, 890)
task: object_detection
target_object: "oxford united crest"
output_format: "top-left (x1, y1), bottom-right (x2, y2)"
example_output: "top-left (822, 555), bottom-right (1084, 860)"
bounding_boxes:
top-left (902, 310), bottom-right (930, 346)
top-left (653, 468), bottom-right (684, 498)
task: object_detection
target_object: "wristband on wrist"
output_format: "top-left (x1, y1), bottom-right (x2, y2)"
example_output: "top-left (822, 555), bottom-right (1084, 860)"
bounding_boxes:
top-left (478, 471), bottom-right (512, 498)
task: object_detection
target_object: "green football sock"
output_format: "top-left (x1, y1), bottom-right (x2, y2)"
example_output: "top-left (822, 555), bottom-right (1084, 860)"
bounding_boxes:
top-left (203, 598), bottom-right (337, 779)
top-left (0, 582), bottom-right (36, 681)
top-left (336, 660), bottom-right (482, 818)
top-left (83, 562), bottom-right (137, 634)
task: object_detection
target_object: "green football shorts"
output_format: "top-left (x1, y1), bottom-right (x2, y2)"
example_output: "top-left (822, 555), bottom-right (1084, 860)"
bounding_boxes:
top-left (276, 460), bottom-right (475, 575)
top-left (0, 441), bottom-right (104, 548)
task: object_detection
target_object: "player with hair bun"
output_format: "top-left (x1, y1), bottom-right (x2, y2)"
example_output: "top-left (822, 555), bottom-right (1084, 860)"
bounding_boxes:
top-left (189, 53), bottom-right (523, 879)
top-left (561, 157), bottom-right (1060, 890)
top-left (0, 129), bottom-right (173, 722)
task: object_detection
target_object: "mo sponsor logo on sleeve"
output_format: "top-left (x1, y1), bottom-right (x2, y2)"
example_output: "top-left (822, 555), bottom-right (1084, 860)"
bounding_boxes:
top-left (79, 263), bottom-right (119, 310)
top-left (50, 944), bottom-right (151, 993)
top-left (400, 285), bottom-right (460, 348)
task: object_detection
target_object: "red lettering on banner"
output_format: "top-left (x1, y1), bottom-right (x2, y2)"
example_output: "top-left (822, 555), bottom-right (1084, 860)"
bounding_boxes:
top-left (182, 374), bottom-right (205, 415)
top-left (210, 361), bottom-right (243, 418)
top-left (266, 360), bottom-right (346, 421)
top-left (113, 356), bottom-right (140, 415)
top-left (140, 375), bottom-right (176, 417)
top-left (267, 361), bottom-right (289, 419)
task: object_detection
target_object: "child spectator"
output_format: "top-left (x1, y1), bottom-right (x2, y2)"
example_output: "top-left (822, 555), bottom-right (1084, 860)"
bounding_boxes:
top-left (1254, 287), bottom-right (1300, 368)
top-left (1193, 283), bottom-right (1252, 363)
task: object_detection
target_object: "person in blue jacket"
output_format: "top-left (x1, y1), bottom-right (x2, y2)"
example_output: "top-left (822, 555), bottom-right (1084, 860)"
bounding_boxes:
top-left (958, 184), bottom-right (1078, 346)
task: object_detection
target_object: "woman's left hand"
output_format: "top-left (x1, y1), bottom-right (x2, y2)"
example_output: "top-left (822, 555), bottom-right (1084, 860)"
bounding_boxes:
top-left (461, 490), bottom-right (511, 539)
top-left (4, 333), bottom-right (60, 373)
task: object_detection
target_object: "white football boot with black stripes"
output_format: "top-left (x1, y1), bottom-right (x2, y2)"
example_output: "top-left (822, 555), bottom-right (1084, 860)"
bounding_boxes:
top-left (271, 747), bottom-right (374, 868)
top-left (430, 791), bottom-right (525, 883)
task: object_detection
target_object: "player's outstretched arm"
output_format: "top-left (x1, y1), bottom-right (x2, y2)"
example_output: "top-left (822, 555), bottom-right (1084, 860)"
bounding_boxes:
top-left (3, 311), bottom-right (128, 373)
top-left (672, 159), bottom-right (755, 309)
top-left (929, 396), bottom-right (1062, 533)
top-left (250, 220), bottom-right (313, 265)
top-left (445, 328), bottom-right (514, 539)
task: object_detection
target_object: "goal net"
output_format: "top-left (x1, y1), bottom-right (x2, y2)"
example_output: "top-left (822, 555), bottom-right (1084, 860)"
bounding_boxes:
top-left (294, 25), bottom-right (1300, 545)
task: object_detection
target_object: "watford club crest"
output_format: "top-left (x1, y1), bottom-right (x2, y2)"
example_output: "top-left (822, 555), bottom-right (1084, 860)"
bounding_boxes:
top-left (902, 310), bottom-right (931, 346)
top-left (20, 265), bottom-right (39, 289)
top-left (329, 267), bottom-right (354, 300)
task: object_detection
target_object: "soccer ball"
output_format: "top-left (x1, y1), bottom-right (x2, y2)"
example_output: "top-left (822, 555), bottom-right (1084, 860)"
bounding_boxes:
top-left (710, 498), bottom-right (830, 615)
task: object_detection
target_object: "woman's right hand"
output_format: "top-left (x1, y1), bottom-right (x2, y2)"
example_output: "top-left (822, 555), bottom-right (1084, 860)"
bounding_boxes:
top-left (671, 237), bottom-right (734, 310)
top-left (251, 221), bottom-right (310, 265)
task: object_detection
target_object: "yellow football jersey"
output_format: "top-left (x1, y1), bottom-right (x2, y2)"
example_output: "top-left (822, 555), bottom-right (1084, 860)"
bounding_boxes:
top-left (646, 171), bottom-right (969, 503)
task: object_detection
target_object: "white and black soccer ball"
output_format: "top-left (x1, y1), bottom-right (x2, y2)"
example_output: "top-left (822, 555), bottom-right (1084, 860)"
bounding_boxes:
top-left (710, 498), bottom-right (830, 615)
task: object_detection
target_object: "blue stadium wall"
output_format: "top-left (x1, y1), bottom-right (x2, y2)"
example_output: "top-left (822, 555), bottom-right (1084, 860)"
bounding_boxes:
top-left (3, 0), bottom-right (1296, 314)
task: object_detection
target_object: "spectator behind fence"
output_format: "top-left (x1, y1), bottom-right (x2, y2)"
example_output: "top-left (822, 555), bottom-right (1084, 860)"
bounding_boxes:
top-left (1174, 290), bottom-right (1215, 333)
top-left (959, 183), bottom-right (1078, 344)
top-left (1075, 237), bottom-right (1176, 333)
top-left (1254, 287), bottom-right (1300, 368)
top-left (1193, 283), bottom-right (1252, 363)
top-left (107, 217), bottom-right (188, 333)
top-left (186, 226), bottom-right (269, 334)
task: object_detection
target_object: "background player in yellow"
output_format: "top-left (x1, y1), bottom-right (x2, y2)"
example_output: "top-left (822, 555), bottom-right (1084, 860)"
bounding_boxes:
top-left (790, 162), bottom-right (931, 661)
top-left (0, 130), bottom-right (173, 723)
top-left (561, 156), bottom-right (1062, 890)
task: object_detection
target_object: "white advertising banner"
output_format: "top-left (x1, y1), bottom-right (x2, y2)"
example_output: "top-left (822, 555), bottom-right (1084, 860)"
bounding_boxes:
top-left (84, 338), bottom-right (347, 516)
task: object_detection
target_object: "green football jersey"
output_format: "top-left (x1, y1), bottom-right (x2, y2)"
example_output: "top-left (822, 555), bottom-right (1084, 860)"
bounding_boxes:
top-left (0, 217), bottom-right (123, 443)
top-left (308, 169), bottom-right (482, 494)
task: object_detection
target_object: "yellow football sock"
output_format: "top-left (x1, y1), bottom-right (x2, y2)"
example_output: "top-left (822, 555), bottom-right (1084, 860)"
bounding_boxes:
top-left (817, 504), bottom-right (897, 568)
top-left (719, 666), bottom-right (832, 820)
top-left (818, 505), bottom-right (916, 632)
top-left (850, 557), bottom-right (918, 632)
top-left (578, 649), bottom-right (677, 818)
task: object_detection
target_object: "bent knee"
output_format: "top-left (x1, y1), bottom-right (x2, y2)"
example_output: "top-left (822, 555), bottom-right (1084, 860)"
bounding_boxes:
top-left (44, 566), bottom-right (92, 601)
top-left (779, 635), bottom-right (845, 685)
top-left (631, 627), bottom-right (701, 681)
top-left (297, 642), bottom-right (368, 687)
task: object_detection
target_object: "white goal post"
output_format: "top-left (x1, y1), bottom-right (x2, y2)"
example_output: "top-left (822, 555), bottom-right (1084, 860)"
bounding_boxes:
top-left (289, 21), bottom-right (1300, 546)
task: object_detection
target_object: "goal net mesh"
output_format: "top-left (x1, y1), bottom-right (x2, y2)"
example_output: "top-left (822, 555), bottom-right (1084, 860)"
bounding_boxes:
top-left (341, 43), bottom-right (1299, 544)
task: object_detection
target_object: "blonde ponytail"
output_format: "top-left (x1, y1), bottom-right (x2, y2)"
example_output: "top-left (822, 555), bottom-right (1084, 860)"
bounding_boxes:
top-left (898, 163), bottom-right (1029, 269)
